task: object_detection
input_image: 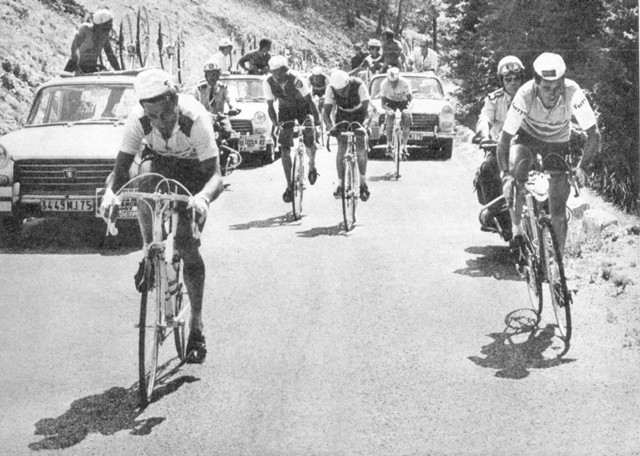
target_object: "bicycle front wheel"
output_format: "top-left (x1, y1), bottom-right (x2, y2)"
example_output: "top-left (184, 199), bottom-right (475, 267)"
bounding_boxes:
top-left (394, 129), bottom-right (401, 179)
top-left (522, 210), bottom-right (543, 320)
top-left (138, 258), bottom-right (161, 406)
top-left (291, 149), bottom-right (304, 220)
top-left (540, 217), bottom-right (572, 347)
top-left (342, 156), bottom-right (357, 231)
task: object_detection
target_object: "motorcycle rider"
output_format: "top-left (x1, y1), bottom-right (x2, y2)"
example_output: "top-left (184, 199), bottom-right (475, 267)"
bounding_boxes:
top-left (473, 56), bottom-right (525, 241)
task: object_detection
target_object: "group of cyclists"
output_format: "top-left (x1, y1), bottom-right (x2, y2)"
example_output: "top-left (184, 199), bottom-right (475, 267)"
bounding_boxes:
top-left (68, 8), bottom-right (600, 365)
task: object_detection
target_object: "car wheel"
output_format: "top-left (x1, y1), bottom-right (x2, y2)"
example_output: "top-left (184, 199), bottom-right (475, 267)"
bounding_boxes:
top-left (434, 139), bottom-right (453, 160)
top-left (263, 144), bottom-right (275, 164)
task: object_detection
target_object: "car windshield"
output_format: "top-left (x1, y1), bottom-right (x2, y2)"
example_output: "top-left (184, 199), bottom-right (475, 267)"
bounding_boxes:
top-left (224, 79), bottom-right (267, 102)
top-left (370, 76), bottom-right (445, 100)
top-left (27, 84), bottom-right (137, 125)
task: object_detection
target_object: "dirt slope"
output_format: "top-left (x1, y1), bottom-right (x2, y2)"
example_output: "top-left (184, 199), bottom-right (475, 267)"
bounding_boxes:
top-left (0, 0), bottom-right (370, 134)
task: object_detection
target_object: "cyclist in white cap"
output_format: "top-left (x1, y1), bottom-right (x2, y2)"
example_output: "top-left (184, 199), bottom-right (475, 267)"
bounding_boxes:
top-left (380, 67), bottom-right (413, 159)
top-left (473, 56), bottom-right (526, 240)
top-left (264, 55), bottom-right (321, 202)
top-left (323, 69), bottom-right (372, 201)
top-left (498, 52), bottom-right (601, 260)
top-left (209, 37), bottom-right (234, 72)
top-left (64, 7), bottom-right (121, 73)
top-left (100, 68), bottom-right (224, 364)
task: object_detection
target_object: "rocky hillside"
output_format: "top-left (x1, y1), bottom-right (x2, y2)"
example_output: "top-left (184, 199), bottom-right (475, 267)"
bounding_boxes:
top-left (0, 0), bottom-right (374, 135)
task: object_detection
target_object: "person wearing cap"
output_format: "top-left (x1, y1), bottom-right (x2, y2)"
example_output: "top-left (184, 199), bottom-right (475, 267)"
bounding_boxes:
top-left (407, 35), bottom-right (438, 73)
top-left (308, 66), bottom-right (330, 99)
top-left (473, 56), bottom-right (525, 240)
top-left (64, 7), bottom-right (121, 73)
top-left (193, 60), bottom-right (238, 140)
top-left (100, 68), bottom-right (224, 364)
top-left (264, 55), bottom-right (321, 203)
top-left (237, 38), bottom-right (272, 75)
top-left (380, 29), bottom-right (405, 72)
top-left (323, 69), bottom-right (372, 201)
top-left (350, 44), bottom-right (367, 70)
top-left (349, 39), bottom-right (384, 76)
top-left (380, 67), bottom-right (413, 159)
top-left (498, 52), bottom-right (601, 259)
top-left (210, 37), bottom-right (234, 72)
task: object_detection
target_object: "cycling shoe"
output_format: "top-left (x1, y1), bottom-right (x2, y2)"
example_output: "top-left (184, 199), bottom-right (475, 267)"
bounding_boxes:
top-left (185, 332), bottom-right (207, 364)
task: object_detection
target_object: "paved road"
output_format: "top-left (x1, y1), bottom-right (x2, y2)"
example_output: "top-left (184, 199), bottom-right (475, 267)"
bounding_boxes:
top-left (1, 142), bottom-right (639, 455)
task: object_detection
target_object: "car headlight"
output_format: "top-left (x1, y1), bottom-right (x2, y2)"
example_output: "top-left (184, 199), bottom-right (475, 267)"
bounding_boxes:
top-left (442, 105), bottom-right (454, 117)
top-left (0, 143), bottom-right (9, 169)
top-left (253, 111), bottom-right (267, 124)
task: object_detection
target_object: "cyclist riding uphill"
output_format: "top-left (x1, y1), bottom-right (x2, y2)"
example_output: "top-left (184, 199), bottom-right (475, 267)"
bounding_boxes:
top-left (64, 8), bottom-right (121, 73)
top-left (100, 68), bottom-right (224, 364)
top-left (309, 66), bottom-right (330, 99)
top-left (498, 52), bottom-right (600, 259)
top-left (322, 70), bottom-right (372, 201)
top-left (380, 67), bottom-right (413, 159)
top-left (264, 55), bottom-right (321, 203)
top-left (473, 56), bottom-right (525, 237)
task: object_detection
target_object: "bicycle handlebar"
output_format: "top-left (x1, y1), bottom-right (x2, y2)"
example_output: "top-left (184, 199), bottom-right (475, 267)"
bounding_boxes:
top-left (326, 121), bottom-right (366, 153)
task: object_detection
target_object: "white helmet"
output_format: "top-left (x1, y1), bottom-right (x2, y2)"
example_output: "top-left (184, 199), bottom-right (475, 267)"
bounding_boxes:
top-left (497, 56), bottom-right (524, 76)
top-left (367, 39), bottom-right (382, 48)
top-left (329, 70), bottom-right (349, 90)
top-left (92, 8), bottom-right (113, 25)
top-left (533, 53), bottom-right (566, 81)
top-left (387, 67), bottom-right (400, 81)
top-left (311, 66), bottom-right (323, 76)
top-left (134, 69), bottom-right (175, 101)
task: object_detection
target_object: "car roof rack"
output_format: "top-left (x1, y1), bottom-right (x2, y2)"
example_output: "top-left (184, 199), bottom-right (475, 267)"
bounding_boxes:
top-left (57, 68), bottom-right (160, 78)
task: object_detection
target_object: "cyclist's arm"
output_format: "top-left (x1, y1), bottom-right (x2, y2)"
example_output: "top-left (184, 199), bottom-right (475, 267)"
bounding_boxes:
top-left (579, 124), bottom-right (601, 172)
top-left (266, 99), bottom-right (278, 126)
top-left (361, 100), bottom-right (371, 127)
top-left (497, 130), bottom-right (513, 175)
top-left (197, 157), bottom-right (223, 203)
top-left (106, 151), bottom-right (136, 192)
top-left (475, 97), bottom-right (495, 141)
top-left (237, 53), bottom-right (251, 72)
top-left (381, 95), bottom-right (390, 112)
top-left (304, 93), bottom-right (321, 125)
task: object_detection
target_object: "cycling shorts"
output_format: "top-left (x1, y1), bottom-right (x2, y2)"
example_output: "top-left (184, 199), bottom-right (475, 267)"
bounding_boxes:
top-left (278, 106), bottom-right (315, 148)
top-left (386, 100), bottom-right (409, 112)
top-left (513, 129), bottom-right (570, 173)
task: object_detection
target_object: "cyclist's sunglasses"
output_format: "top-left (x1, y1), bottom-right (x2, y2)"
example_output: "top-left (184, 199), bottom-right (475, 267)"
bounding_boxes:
top-left (499, 62), bottom-right (523, 75)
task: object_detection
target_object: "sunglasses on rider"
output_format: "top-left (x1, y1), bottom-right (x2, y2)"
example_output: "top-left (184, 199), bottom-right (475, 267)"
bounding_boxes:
top-left (499, 62), bottom-right (523, 75)
top-left (503, 75), bottom-right (521, 83)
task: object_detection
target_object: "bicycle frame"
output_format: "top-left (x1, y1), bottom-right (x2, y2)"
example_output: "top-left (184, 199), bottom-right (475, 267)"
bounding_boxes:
top-left (280, 117), bottom-right (315, 220)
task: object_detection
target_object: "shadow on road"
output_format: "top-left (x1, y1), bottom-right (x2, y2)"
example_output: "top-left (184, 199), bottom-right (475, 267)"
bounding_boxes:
top-left (469, 314), bottom-right (575, 379)
top-left (28, 375), bottom-right (199, 451)
top-left (0, 217), bottom-right (140, 256)
top-left (296, 223), bottom-right (345, 237)
top-left (229, 214), bottom-right (294, 230)
top-left (369, 173), bottom-right (399, 182)
top-left (454, 245), bottom-right (521, 281)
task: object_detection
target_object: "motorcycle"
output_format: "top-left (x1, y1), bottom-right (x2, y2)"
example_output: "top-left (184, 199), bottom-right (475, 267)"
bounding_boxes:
top-left (472, 136), bottom-right (512, 242)
top-left (211, 109), bottom-right (243, 176)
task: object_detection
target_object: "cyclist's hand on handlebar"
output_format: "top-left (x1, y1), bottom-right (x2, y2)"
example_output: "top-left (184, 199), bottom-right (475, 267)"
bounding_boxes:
top-left (573, 167), bottom-right (590, 188)
top-left (188, 193), bottom-right (209, 222)
top-left (99, 187), bottom-right (120, 221)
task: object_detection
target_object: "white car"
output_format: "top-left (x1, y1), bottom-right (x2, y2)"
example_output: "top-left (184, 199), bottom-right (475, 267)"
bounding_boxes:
top-left (368, 72), bottom-right (456, 159)
top-left (221, 74), bottom-right (277, 163)
top-left (0, 70), bottom-right (142, 237)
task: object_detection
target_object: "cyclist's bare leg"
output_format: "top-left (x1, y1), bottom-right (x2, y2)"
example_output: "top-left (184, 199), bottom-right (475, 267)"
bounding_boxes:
top-left (401, 110), bottom-right (412, 150)
top-left (303, 128), bottom-right (317, 171)
top-left (507, 144), bottom-right (533, 236)
top-left (548, 172), bottom-right (571, 254)
top-left (182, 249), bottom-right (205, 335)
top-left (280, 145), bottom-right (293, 188)
top-left (356, 132), bottom-right (368, 181)
top-left (385, 112), bottom-right (394, 144)
top-left (335, 135), bottom-right (347, 187)
top-left (135, 161), bottom-right (157, 251)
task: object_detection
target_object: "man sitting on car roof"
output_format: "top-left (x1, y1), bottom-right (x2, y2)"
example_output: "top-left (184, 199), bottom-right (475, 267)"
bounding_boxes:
top-left (64, 8), bottom-right (121, 74)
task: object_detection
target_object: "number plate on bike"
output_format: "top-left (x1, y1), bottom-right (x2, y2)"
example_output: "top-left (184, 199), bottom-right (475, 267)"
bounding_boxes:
top-left (95, 188), bottom-right (138, 219)
top-left (239, 135), bottom-right (266, 152)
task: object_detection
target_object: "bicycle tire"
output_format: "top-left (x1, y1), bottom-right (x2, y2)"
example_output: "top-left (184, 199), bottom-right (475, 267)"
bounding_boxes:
top-left (522, 204), bottom-right (543, 320)
top-left (159, 15), bottom-right (173, 72)
top-left (540, 217), bottom-right (572, 347)
top-left (171, 257), bottom-right (190, 361)
top-left (342, 155), bottom-right (357, 231)
top-left (117, 21), bottom-right (126, 70)
top-left (176, 28), bottom-right (185, 84)
top-left (136, 6), bottom-right (150, 67)
top-left (123, 14), bottom-right (136, 69)
top-left (138, 257), bottom-right (161, 406)
top-left (394, 128), bottom-right (401, 179)
top-left (291, 148), bottom-right (304, 220)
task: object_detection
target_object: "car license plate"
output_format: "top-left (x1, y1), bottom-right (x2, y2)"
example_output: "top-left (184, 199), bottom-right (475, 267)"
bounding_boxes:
top-left (409, 133), bottom-right (424, 140)
top-left (239, 136), bottom-right (265, 152)
top-left (40, 199), bottom-right (94, 212)
top-left (95, 188), bottom-right (138, 219)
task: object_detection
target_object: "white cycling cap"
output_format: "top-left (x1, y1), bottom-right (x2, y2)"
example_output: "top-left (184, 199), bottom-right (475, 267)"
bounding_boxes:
top-left (218, 38), bottom-right (233, 48)
top-left (269, 55), bottom-right (288, 70)
top-left (533, 52), bottom-right (566, 81)
top-left (134, 68), bottom-right (175, 101)
top-left (367, 39), bottom-right (382, 47)
top-left (92, 8), bottom-right (113, 25)
top-left (330, 70), bottom-right (350, 90)
top-left (387, 67), bottom-right (400, 81)
top-left (311, 66), bottom-right (323, 76)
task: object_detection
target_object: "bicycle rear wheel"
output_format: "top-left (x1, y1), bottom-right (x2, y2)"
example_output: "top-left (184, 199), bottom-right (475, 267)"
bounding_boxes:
top-left (291, 148), bottom-right (304, 220)
top-left (138, 257), bottom-right (162, 406)
top-left (342, 156), bottom-right (357, 231)
top-left (522, 209), bottom-right (543, 320)
top-left (171, 258), bottom-right (191, 361)
top-left (540, 217), bottom-right (572, 347)
top-left (394, 129), bottom-right (401, 179)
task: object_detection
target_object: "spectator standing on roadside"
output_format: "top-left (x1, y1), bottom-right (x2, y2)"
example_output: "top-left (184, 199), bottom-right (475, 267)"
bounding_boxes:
top-left (64, 7), bottom-right (121, 73)
top-left (237, 38), bottom-right (272, 75)
top-left (351, 44), bottom-right (367, 70)
top-left (407, 35), bottom-right (438, 73)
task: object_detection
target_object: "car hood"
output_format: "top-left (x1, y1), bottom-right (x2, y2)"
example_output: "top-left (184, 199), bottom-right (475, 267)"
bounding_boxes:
top-left (234, 101), bottom-right (270, 119)
top-left (370, 98), bottom-right (450, 116)
top-left (0, 123), bottom-right (125, 160)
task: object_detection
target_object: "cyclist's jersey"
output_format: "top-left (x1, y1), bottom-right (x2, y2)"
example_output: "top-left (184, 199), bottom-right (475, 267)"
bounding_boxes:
top-left (237, 50), bottom-right (271, 75)
top-left (192, 80), bottom-right (233, 115)
top-left (120, 94), bottom-right (218, 161)
top-left (308, 74), bottom-right (330, 97)
top-left (503, 79), bottom-right (597, 143)
top-left (381, 39), bottom-right (404, 67)
top-left (477, 88), bottom-right (513, 139)
top-left (408, 47), bottom-right (438, 72)
top-left (380, 76), bottom-right (411, 102)
top-left (325, 78), bottom-right (370, 113)
top-left (264, 71), bottom-right (310, 110)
